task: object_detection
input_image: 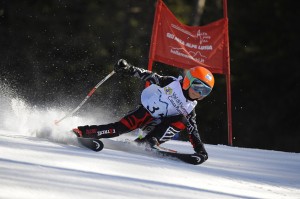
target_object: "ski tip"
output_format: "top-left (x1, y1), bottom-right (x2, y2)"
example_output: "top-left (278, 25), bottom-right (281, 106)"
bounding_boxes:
top-left (92, 139), bottom-right (104, 152)
top-left (77, 138), bottom-right (104, 152)
top-left (189, 154), bottom-right (206, 165)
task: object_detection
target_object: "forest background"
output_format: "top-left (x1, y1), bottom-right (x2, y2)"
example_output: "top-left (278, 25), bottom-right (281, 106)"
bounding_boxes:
top-left (0, 0), bottom-right (299, 152)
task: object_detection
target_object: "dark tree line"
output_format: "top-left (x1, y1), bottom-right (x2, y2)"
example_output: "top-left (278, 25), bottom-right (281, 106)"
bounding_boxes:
top-left (0, 0), bottom-right (299, 152)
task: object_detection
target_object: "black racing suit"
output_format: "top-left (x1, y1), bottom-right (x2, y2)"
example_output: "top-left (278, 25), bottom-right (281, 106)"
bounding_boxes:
top-left (78, 65), bottom-right (208, 159)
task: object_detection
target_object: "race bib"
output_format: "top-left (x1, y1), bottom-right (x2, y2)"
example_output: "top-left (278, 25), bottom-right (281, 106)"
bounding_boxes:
top-left (141, 80), bottom-right (197, 118)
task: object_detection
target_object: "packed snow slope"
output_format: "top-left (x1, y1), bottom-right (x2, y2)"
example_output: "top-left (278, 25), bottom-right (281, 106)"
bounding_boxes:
top-left (1, 129), bottom-right (300, 199)
top-left (0, 87), bottom-right (299, 199)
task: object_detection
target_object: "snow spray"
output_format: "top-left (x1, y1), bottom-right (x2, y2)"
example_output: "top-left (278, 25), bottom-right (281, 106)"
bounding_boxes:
top-left (0, 81), bottom-right (103, 142)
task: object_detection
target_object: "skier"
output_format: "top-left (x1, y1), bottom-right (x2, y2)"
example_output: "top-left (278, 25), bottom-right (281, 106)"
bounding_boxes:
top-left (73, 59), bottom-right (214, 162)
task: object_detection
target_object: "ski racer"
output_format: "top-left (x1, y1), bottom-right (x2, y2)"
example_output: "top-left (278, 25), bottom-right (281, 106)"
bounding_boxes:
top-left (73, 59), bottom-right (214, 162)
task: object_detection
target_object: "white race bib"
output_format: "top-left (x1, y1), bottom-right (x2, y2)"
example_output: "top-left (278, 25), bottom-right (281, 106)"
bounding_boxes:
top-left (141, 80), bottom-right (197, 118)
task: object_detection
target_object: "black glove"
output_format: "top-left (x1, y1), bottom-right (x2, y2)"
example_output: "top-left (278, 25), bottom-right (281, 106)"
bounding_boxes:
top-left (114, 59), bottom-right (132, 73)
top-left (194, 142), bottom-right (208, 161)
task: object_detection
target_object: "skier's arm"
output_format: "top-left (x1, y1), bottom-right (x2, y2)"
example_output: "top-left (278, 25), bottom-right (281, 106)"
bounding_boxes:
top-left (186, 110), bottom-right (208, 161)
top-left (114, 59), bottom-right (174, 86)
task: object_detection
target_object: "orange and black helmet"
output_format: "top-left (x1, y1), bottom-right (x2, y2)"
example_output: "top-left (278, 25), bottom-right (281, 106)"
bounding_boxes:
top-left (182, 66), bottom-right (214, 97)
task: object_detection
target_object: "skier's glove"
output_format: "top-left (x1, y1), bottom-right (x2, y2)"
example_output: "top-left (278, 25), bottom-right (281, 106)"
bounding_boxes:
top-left (114, 59), bottom-right (132, 73)
top-left (194, 142), bottom-right (208, 161)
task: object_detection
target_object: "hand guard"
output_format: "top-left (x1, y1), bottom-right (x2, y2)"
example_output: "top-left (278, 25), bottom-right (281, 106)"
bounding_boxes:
top-left (114, 59), bottom-right (132, 73)
top-left (194, 142), bottom-right (208, 161)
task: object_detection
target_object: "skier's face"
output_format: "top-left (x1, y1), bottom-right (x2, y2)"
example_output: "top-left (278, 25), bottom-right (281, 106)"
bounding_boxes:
top-left (188, 87), bottom-right (205, 100)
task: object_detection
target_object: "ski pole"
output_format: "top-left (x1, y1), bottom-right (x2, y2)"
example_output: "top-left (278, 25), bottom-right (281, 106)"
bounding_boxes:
top-left (55, 70), bottom-right (116, 125)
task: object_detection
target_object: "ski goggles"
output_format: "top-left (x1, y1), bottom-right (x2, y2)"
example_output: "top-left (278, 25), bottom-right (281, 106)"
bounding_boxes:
top-left (186, 72), bottom-right (212, 97)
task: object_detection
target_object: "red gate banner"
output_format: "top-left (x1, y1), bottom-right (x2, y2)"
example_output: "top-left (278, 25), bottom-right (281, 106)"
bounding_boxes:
top-left (149, 0), bottom-right (229, 74)
top-left (148, 0), bottom-right (232, 146)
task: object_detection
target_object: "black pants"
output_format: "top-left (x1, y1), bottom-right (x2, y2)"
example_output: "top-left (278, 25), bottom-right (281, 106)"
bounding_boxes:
top-left (83, 105), bottom-right (188, 144)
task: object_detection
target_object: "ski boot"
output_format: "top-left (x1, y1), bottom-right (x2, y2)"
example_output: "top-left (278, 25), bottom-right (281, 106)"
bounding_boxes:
top-left (134, 136), bottom-right (160, 149)
top-left (72, 128), bottom-right (83, 137)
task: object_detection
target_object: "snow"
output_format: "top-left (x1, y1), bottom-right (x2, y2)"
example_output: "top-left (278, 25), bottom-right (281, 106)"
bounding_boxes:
top-left (0, 91), bottom-right (300, 199)
top-left (1, 130), bottom-right (300, 199)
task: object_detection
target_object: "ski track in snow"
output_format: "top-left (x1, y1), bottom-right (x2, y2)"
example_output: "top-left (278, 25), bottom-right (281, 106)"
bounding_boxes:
top-left (0, 131), bottom-right (300, 199)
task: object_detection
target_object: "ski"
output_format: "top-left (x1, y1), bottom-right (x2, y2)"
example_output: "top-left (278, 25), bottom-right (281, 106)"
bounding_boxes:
top-left (35, 129), bottom-right (104, 152)
top-left (77, 137), bottom-right (104, 152)
top-left (156, 150), bottom-right (206, 165)
top-left (70, 130), bottom-right (204, 164)
top-left (71, 129), bottom-right (104, 152)
top-left (102, 138), bottom-right (205, 165)
top-left (150, 144), bottom-right (205, 165)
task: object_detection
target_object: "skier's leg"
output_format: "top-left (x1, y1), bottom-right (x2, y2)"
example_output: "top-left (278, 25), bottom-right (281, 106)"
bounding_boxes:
top-left (74, 122), bottom-right (127, 139)
top-left (135, 115), bottom-right (187, 146)
top-left (74, 105), bottom-right (154, 139)
top-left (119, 105), bottom-right (154, 132)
